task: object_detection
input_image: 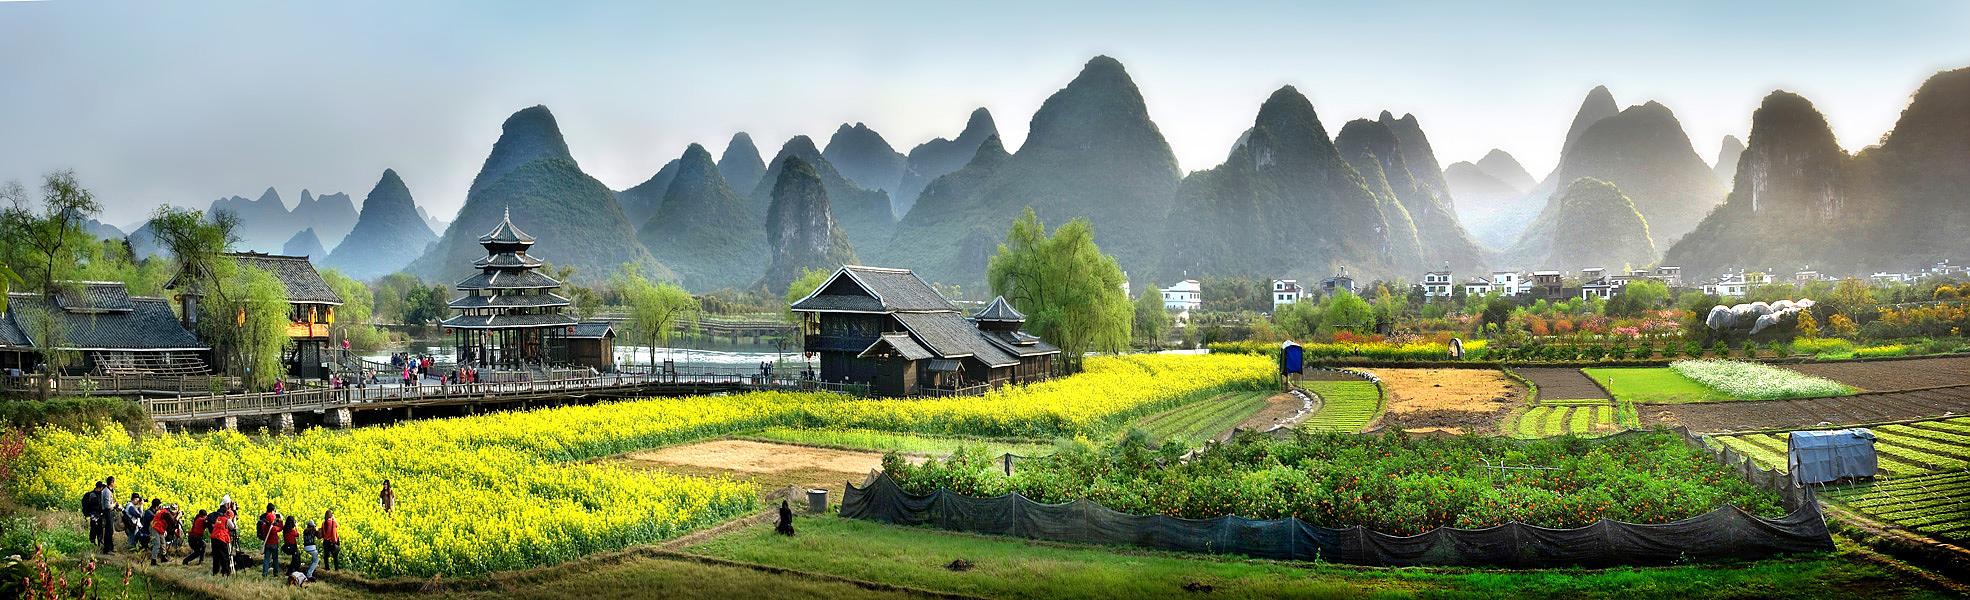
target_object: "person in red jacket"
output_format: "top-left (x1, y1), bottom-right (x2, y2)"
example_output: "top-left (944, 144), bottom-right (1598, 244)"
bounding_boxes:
top-left (148, 502), bottom-right (174, 565)
top-left (209, 505), bottom-right (236, 576)
top-left (320, 509), bottom-right (342, 571)
top-left (260, 511), bottom-right (283, 577)
top-left (281, 515), bottom-right (302, 575)
top-left (182, 509), bottom-right (209, 565)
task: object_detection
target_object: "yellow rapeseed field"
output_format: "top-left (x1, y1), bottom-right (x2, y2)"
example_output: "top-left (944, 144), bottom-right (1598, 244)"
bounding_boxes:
top-left (7, 353), bottom-right (1271, 577)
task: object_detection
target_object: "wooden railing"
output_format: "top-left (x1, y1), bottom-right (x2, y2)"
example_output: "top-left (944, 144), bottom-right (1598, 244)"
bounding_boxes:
top-left (3, 374), bottom-right (236, 396)
top-left (138, 372), bottom-right (789, 420)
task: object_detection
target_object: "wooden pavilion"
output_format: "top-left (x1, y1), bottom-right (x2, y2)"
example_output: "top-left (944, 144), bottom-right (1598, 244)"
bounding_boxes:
top-left (439, 210), bottom-right (578, 368)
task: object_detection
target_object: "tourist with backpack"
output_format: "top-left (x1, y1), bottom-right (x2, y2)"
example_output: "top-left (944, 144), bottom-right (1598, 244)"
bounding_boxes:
top-left (182, 509), bottom-right (209, 565)
top-left (81, 482), bottom-right (104, 549)
top-left (121, 494), bottom-right (143, 550)
top-left (209, 504), bottom-right (236, 576)
top-left (259, 504), bottom-right (283, 577)
top-left (98, 477), bottom-right (118, 554)
top-left (301, 520), bottom-right (322, 580)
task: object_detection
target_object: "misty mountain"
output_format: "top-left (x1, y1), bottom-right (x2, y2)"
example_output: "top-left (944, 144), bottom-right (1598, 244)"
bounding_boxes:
top-left (637, 143), bottom-right (766, 291)
top-left (1337, 116), bottom-right (1484, 274)
top-left (1509, 177), bottom-right (1657, 272)
top-left (209, 187), bottom-right (294, 252)
top-left (325, 168), bottom-right (439, 280)
top-left (1538, 100), bottom-right (1724, 246)
top-left (1450, 150), bottom-right (1542, 248)
top-left (282, 227), bottom-right (327, 258)
top-left (1489, 86), bottom-right (1622, 245)
top-left (292, 189), bottom-right (358, 248)
top-left (885, 135), bottom-right (1013, 285)
top-left (886, 55), bottom-right (1180, 285)
top-left (408, 105), bottom-right (667, 284)
top-left (81, 218), bottom-right (124, 241)
top-left (893, 108), bottom-right (998, 217)
top-left (718, 132), bottom-right (766, 194)
top-left (758, 156), bottom-right (857, 293)
top-left (416, 205), bottom-right (447, 233)
top-left (1476, 149), bottom-right (1535, 192)
top-left (1162, 86), bottom-right (1422, 282)
top-left (822, 122), bottom-right (910, 216)
top-left (748, 135), bottom-right (893, 256)
top-left (1714, 135), bottom-right (1746, 187)
top-left (616, 155), bottom-right (681, 225)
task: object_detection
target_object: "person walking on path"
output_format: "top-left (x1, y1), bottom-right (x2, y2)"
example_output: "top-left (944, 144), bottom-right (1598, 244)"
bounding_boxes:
top-left (209, 504), bottom-right (236, 576)
top-left (320, 509), bottom-right (342, 571)
top-left (99, 477), bottom-right (118, 554)
top-left (301, 521), bottom-right (321, 580)
top-left (182, 509), bottom-right (209, 565)
top-left (259, 507), bottom-right (283, 577)
top-left (140, 498), bottom-right (161, 554)
top-left (379, 480), bottom-right (395, 513)
top-left (148, 502), bottom-right (174, 565)
top-left (281, 515), bottom-right (301, 575)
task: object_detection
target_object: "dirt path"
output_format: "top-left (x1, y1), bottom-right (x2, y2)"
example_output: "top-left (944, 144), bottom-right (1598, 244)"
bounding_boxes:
top-left (617, 440), bottom-right (896, 502)
top-left (1224, 391), bottom-right (1310, 438)
top-left (1514, 367), bottom-right (1610, 400)
top-left (1645, 385), bottom-right (1970, 433)
top-left (1360, 368), bottom-right (1524, 435)
top-left (1781, 356), bottom-right (1970, 391)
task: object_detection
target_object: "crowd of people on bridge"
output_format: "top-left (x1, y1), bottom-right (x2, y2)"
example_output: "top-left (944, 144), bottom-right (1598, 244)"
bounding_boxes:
top-left (76, 474), bottom-right (396, 586)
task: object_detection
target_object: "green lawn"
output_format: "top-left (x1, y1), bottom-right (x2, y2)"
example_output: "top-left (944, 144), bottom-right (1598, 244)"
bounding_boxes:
top-left (1300, 380), bottom-right (1381, 433)
top-left (1582, 367), bottom-right (1733, 404)
top-left (685, 515), bottom-right (1951, 599)
top-left (1128, 390), bottom-right (1272, 446)
top-left (738, 427), bottom-right (1059, 457)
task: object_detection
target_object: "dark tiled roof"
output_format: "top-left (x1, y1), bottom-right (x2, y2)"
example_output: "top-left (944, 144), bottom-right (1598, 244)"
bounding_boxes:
top-left (228, 253), bottom-right (344, 305)
top-left (439, 312), bottom-right (578, 329)
top-left (790, 293), bottom-right (885, 313)
top-left (54, 282), bottom-right (136, 313)
top-left (447, 292), bottom-right (572, 309)
top-left (984, 330), bottom-right (1061, 357)
top-left (478, 210), bottom-right (536, 244)
top-left (859, 333), bottom-right (933, 361)
top-left (4, 294), bottom-right (207, 351)
top-left (846, 266), bottom-right (956, 312)
top-left (455, 269), bottom-right (563, 290)
top-left (568, 321), bottom-right (615, 339)
top-left (894, 311), bottom-right (1018, 367)
top-left (473, 252), bottom-right (544, 269)
top-left (972, 296), bottom-right (1026, 322)
top-left (0, 309), bottom-right (28, 348)
top-left (928, 359), bottom-right (962, 372)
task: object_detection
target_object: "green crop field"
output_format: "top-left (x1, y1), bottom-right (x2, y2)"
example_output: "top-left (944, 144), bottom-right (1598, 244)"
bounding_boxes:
top-left (1130, 390), bottom-right (1274, 446)
top-left (1582, 367), bottom-right (1735, 404)
top-left (1713, 417), bottom-right (1970, 546)
top-left (1299, 380), bottom-right (1381, 433)
top-left (1510, 402), bottom-right (1617, 438)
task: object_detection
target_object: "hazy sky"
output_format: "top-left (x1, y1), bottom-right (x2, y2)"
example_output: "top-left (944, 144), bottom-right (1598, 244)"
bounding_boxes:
top-left (3, 1), bottom-right (1965, 229)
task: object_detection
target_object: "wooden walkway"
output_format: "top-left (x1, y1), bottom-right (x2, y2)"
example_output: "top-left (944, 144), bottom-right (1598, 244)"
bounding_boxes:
top-left (139, 373), bottom-right (791, 423)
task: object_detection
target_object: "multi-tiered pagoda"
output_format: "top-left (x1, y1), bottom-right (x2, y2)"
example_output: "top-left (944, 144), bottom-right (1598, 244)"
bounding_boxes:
top-left (441, 209), bottom-right (578, 368)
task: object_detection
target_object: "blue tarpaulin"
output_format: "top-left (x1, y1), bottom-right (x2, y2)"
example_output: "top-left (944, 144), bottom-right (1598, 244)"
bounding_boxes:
top-left (1279, 341), bottom-right (1304, 374)
top-left (1788, 429), bottom-right (1877, 484)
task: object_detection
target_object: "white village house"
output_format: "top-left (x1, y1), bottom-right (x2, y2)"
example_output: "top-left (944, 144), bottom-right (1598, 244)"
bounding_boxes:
top-left (1271, 279), bottom-right (1306, 309)
top-left (1421, 265), bottom-right (1453, 298)
top-left (1162, 280), bottom-right (1201, 313)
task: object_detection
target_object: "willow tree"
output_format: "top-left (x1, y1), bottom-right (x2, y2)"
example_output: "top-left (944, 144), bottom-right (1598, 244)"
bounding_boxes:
top-left (0, 171), bottom-right (103, 297)
top-left (617, 266), bottom-right (699, 371)
top-left (200, 265), bottom-right (291, 390)
top-left (1133, 284), bottom-right (1169, 350)
top-left (986, 208), bottom-right (1131, 373)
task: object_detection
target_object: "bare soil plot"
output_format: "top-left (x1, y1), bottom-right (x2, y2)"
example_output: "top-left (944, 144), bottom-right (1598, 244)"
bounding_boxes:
top-left (1644, 386), bottom-right (1970, 433)
top-left (1781, 356), bottom-right (1970, 391)
top-left (616, 439), bottom-right (896, 501)
top-left (1361, 368), bottom-right (1525, 435)
top-left (1227, 391), bottom-right (1312, 438)
top-left (1514, 367), bottom-right (1611, 400)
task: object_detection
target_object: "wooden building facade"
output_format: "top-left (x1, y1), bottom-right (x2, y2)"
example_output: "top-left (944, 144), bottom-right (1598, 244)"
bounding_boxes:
top-left (791, 266), bottom-right (1059, 397)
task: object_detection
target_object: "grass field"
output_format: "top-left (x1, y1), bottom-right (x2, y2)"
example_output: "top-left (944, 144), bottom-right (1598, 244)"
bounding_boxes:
top-left (738, 427), bottom-right (1058, 457)
top-left (685, 515), bottom-right (1952, 600)
top-left (1583, 367), bottom-right (1735, 404)
top-left (1300, 380), bottom-right (1381, 433)
top-left (1712, 417), bottom-right (1970, 546)
top-left (1128, 390), bottom-right (1272, 446)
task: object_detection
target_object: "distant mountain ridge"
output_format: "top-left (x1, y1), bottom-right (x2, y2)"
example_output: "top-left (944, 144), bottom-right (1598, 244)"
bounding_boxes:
top-left (326, 168), bottom-right (439, 280)
top-left (638, 143), bottom-right (766, 291)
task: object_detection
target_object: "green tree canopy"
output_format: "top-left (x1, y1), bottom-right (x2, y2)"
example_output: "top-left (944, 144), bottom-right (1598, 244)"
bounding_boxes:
top-left (200, 264), bottom-right (292, 390)
top-left (1, 170), bottom-right (104, 297)
top-left (1133, 283), bottom-right (1169, 349)
top-left (618, 264), bottom-right (701, 370)
top-left (986, 208), bottom-right (1131, 373)
top-left (321, 268), bottom-right (388, 351)
top-left (1321, 289), bottom-right (1375, 333)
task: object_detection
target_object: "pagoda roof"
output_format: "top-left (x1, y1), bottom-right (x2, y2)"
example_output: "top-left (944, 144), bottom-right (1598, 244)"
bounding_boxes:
top-left (439, 312), bottom-right (578, 330)
top-left (447, 292), bottom-right (572, 310)
top-left (473, 252), bottom-right (544, 269)
top-left (477, 208), bottom-right (536, 245)
top-left (972, 296), bottom-right (1026, 322)
top-left (456, 269), bottom-right (563, 290)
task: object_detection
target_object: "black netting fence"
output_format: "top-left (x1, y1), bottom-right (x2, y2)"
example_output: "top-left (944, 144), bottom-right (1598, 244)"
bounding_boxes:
top-left (840, 473), bottom-right (1833, 568)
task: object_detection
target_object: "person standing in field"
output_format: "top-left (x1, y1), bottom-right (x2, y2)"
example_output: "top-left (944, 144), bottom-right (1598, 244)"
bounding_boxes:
top-left (260, 508), bottom-right (283, 577)
top-left (122, 494), bottom-right (143, 550)
top-left (301, 520), bottom-right (321, 580)
top-left (148, 501), bottom-right (174, 565)
top-left (182, 508), bottom-right (209, 565)
top-left (379, 480), bottom-right (395, 513)
top-left (281, 515), bottom-right (301, 575)
top-left (82, 481), bottom-right (104, 551)
top-left (209, 504), bottom-right (235, 576)
top-left (98, 476), bottom-right (118, 554)
top-left (320, 509), bottom-right (342, 571)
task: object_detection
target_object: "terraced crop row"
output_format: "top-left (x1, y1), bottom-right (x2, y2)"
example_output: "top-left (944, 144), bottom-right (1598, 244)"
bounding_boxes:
top-left (1300, 381), bottom-right (1381, 433)
top-left (1132, 391), bottom-right (1272, 446)
top-left (1823, 471), bottom-right (1970, 545)
top-left (1713, 418), bottom-right (1970, 477)
top-left (1511, 404), bottom-right (1615, 438)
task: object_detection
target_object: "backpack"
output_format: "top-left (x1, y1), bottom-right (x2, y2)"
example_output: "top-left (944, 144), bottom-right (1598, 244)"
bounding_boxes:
top-left (82, 490), bottom-right (100, 516)
top-left (256, 514), bottom-right (272, 540)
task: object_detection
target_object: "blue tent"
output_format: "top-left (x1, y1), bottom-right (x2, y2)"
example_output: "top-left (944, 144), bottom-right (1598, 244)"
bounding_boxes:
top-left (1279, 341), bottom-right (1304, 375)
top-left (1788, 429), bottom-right (1877, 484)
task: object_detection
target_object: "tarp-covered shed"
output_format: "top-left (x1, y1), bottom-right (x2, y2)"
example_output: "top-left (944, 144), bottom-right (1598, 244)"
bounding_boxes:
top-left (1279, 341), bottom-right (1303, 374)
top-left (1788, 429), bottom-right (1877, 484)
